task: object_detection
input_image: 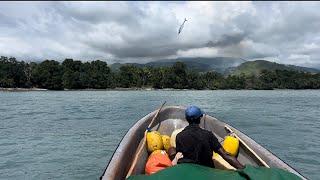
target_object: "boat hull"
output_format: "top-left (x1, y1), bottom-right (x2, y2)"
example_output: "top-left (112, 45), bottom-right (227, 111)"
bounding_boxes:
top-left (101, 106), bottom-right (306, 180)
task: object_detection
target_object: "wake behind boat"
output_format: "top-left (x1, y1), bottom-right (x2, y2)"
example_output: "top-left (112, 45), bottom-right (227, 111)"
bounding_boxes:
top-left (100, 106), bottom-right (306, 180)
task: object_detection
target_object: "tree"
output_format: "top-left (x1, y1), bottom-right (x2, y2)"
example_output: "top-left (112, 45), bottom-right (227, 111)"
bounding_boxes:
top-left (149, 67), bottom-right (164, 89)
top-left (201, 71), bottom-right (224, 89)
top-left (118, 65), bottom-right (142, 88)
top-left (224, 74), bottom-right (246, 89)
top-left (0, 56), bottom-right (29, 88)
top-left (186, 70), bottom-right (204, 89)
top-left (62, 59), bottom-right (83, 89)
top-left (88, 60), bottom-right (111, 89)
top-left (172, 62), bottom-right (188, 89)
top-left (31, 60), bottom-right (63, 90)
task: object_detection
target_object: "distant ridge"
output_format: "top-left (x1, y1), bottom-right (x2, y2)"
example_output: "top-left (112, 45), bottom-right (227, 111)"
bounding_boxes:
top-left (111, 57), bottom-right (245, 73)
top-left (228, 60), bottom-right (320, 76)
top-left (111, 57), bottom-right (320, 75)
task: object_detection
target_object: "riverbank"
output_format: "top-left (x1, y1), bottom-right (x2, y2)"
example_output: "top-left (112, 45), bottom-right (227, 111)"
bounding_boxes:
top-left (0, 87), bottom-right (156, 91)
top-left (0, 88), bottom-right (48, 92)
top-left (1, 87), bottom-right (320, 91)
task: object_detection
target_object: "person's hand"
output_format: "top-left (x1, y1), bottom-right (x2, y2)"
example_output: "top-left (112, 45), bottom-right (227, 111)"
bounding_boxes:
top-left (171, 152), bottom-right (183, 165)
top-left (176, 152), bottom-right (183, 160)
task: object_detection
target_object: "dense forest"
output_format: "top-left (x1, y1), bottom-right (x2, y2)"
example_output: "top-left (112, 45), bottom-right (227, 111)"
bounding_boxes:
top-left (1, 56), bottom-right (320, 90)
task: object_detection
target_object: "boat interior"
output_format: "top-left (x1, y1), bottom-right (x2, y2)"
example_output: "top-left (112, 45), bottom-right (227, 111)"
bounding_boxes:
top-left (101, 106), bottom-right (305, 180)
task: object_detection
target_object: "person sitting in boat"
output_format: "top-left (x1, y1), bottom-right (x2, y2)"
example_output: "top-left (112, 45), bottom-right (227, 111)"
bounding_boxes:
top-left (176, 105), bottom-right (245, 169)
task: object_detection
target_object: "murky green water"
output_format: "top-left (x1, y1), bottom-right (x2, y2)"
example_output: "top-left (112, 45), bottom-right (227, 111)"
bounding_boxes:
top-left (0, 90), bottom-right (319, 179)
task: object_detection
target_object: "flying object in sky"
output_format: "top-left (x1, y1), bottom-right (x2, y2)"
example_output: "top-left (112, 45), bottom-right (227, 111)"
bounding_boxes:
top-left (178, 18), bottom-right (187, 35)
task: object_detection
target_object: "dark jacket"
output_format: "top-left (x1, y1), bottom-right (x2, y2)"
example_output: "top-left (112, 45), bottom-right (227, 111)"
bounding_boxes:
top-left (176, 124), bottom-right (222, 167)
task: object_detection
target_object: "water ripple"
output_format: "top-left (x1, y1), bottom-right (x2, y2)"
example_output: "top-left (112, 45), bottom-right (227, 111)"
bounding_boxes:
top-left (0, 90), bottom-right (319, 179)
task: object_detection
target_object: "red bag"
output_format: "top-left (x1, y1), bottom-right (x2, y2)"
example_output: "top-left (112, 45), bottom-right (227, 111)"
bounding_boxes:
top-left (145, 152), bottom-right (172, 175)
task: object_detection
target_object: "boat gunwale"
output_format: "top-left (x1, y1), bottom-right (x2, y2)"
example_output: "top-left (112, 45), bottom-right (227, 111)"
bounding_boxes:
top-left (219, 117), bottom-right (307, 179)
top-left (100, 109), bottom-right (157, 180)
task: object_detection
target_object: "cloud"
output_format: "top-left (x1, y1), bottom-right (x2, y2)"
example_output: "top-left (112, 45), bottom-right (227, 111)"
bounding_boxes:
top-left (0, 1), bottom-right (320, 67)
top-left (205, 33), bottom-right (248, 48)
top-left (177, 47), bottom-right (218, 58)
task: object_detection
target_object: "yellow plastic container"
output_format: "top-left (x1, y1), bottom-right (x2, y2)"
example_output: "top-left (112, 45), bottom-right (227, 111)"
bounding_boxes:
top-left (161, 135), bottom-right (171, 152)
top-left (222, 136), bottom-right (239, 157)
top-left (147, 131), bottom-right (164, 152)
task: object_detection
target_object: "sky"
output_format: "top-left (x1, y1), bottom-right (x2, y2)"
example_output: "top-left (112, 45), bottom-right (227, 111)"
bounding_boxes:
top-left (0, 1), bottom-right (320, 68)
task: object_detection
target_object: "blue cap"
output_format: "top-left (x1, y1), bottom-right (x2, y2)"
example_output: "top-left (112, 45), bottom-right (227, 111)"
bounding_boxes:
top-left (185, 106), bottom-right (203, 120)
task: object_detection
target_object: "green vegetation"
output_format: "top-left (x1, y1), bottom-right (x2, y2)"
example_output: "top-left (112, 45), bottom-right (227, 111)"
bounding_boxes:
top-left (1, 56), bottom-right (320, 90)
top-left (111, 57), bottom-right (245, 73)
top-left (111, 58), bottom-right (320, 75)
top-left (230, 60), bottom-right (320, 76)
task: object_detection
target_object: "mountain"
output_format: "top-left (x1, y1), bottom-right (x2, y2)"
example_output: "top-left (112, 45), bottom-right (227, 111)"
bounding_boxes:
top-left (110, 57), bottom-right (245, 73)
top-left (228, 60), bottom-right (320, 76)
top-left (111, 58), bottom-right (320, 75)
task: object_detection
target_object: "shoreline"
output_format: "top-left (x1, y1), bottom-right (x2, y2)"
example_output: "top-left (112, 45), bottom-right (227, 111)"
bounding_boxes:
top-left (0, 88), bottom-right (48, 92)
top-left (1, 87), bottom-right (320, 92)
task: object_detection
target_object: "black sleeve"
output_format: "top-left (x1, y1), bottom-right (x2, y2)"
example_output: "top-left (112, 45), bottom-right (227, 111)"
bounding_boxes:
top-left (210, 132), bottom-right (222, 152)
top-left (176, 134), bottom-right (182, 153)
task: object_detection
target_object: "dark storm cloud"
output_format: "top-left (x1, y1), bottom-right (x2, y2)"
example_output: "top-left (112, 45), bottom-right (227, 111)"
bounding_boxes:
top-left (0, 2), bottom-right (320, 67)
top-left (205, 33), bottom-right (247, 48)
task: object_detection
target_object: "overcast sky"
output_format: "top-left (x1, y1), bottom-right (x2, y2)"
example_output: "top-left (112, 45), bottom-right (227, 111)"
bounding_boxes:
top-left (1, 1), bottom-right (320, 67)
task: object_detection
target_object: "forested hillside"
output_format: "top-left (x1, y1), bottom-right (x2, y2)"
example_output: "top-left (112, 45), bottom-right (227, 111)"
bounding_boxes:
top-left (1, 56), bottom-right (320, 90)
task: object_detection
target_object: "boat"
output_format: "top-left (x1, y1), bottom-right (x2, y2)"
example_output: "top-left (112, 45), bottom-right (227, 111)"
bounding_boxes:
top-left (100, 106), bottom-right (306, 180)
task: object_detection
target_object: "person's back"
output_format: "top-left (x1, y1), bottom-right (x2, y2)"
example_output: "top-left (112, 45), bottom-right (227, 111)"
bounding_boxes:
top-left (175, 105), bottom-right (245, 169)
top-left (176, 124), bottom-right (221, 167)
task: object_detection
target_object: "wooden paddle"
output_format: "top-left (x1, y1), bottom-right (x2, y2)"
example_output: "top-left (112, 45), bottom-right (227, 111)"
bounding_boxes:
top-left (126, 101), bottom-right (167, 178)
top-left (225, 125), bottom-right (270, 168)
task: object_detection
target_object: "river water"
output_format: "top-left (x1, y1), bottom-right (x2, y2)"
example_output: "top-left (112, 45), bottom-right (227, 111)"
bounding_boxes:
top-left (0, 90), bottom-right (319, 179)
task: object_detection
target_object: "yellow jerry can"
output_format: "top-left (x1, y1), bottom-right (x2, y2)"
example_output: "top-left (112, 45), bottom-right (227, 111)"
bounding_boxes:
top-left (223, 135), bottom-right (239, 157)
top-left (147, 131), bottom-right (164, 152)
top-left (161, 135), bottom-right (171, 152)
